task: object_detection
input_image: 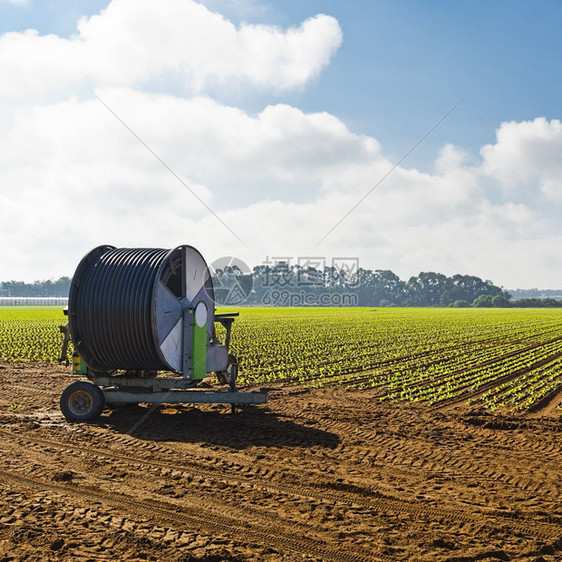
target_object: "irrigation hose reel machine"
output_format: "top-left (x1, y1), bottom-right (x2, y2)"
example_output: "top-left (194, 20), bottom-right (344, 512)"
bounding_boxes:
top-left (59, 245), bottom-right (269, 422)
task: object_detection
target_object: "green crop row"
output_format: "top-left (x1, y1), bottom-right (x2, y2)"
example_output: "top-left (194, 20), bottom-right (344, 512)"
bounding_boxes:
top-left (0, 307), bottom-right (68, 363)
top-left (1, 306), bottom-right (561, 411)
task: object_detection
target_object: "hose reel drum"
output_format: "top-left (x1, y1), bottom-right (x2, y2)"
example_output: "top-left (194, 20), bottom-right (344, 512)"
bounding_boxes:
top-left (68, 245), bottom-right (229, 379)
top-left (58, 244), bottom-right (270, 423)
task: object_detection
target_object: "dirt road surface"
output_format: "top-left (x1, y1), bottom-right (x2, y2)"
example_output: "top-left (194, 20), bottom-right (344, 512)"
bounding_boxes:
top-left (0, 361), bottom-right (561, 561)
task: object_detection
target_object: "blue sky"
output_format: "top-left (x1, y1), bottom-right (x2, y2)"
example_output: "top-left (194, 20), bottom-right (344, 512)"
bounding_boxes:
top-left (0, 0), bottom-right (561, 287)
top-left (255, 1), bottom-right (562, 170)
top-left (3, 0), bottom-right (560, 170)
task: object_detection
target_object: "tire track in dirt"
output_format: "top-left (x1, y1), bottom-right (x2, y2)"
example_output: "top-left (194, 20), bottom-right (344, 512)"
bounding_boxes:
top-left (0, 429), bottom-right (398, 559)
top-left (303, 407), bottom-right (560, 504)
top-left (338, 433), bottom-right (561, 502)
top-left (3, 425), bottom-right (445, 520)
top-left (283, 395), bottom-right (558, 460)
top-left (0, 488), bottom-right (258, 561)
top-left (5, 381), bottom-right (64, 397)
top-left (0, 426), bottom-right (442, 510)
top-left (1, 428), bottom-right (376, 510)
top-left (82, 419), bottom-right (471, 496)
top-left (272, 398), bottom-right (562, 503)
top-left (2, 362), bottom-right (562, 560)
top-left (0, 467), bottom-right (378, 562)
top-left (0, 460), bottom-right (355, 562)
top-left (1, 425), bottom-right (559, 544)
top-left (299, 391), bottom-right (562, 458)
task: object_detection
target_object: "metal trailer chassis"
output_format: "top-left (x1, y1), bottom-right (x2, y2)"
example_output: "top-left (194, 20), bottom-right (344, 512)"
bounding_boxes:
top-left (97, 373), bottom-right (270, 409)
top-left (59, 312), bottom-right (273, 422)
top-left (60, 372), bottom-right (273, 422)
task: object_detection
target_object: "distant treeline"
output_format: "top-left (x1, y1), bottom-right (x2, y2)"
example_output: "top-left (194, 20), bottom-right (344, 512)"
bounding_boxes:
top-left (0, 277), bottom-right (71, 297)
top-left (215, 264), bottom-right (562, 307)
top-left (509, 288), bottom-right (562, 300)
top-left (247, 266), bottom-right (508, 307)
top-left (496, 298), bottom-right (562, 308)
top-left (2, 268), bottom-right (562, 308)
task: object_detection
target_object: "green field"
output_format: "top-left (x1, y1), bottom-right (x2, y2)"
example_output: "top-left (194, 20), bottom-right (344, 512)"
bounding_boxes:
top-left (1, 306), bottom-right (561, 411)
top-left (0, 306), bottom-right (67, 364)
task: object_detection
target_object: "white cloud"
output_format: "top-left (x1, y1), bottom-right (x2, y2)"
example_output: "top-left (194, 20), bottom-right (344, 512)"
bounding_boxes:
top-left (1, 1), bottom-right (562, 288)
top-left (434, 143), bottom-right (471, 174)
top-left (481, 117), bottom-right (562, 202)
top-left (2, 86), bottom-right (562, 287)
top-left (0, 0), bottom-right (342, 99)
top-left (83, 88), bottom-right (379, 206)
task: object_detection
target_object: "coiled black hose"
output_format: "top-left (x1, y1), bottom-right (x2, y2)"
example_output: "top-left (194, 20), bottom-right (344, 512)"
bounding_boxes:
top-left (69, 247), bottom-right (169, 371)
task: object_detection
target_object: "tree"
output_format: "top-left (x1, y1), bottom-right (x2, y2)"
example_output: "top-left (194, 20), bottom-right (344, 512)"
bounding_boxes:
top-left (372, 270), bottom-right (405, 306)
top-left (473, 295), bottom-right (494, 308)
top-left (491, 295), bottom-right (511, 308)
top-left (440, 289), bottom-right (453, 307)
top-left (449, 299), bottom-right (469, 308)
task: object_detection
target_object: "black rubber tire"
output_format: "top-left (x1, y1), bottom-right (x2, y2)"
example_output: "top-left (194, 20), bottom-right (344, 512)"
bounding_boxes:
top-left (60, 381), bottom-right (105, 422)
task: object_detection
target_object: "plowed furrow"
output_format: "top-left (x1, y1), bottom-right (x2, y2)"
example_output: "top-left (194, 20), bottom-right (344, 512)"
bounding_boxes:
top-left (1, 430), bottom-right (558, 543)
top-left (0, 468), bottom-right (376, 562)
top-left (81, 416), bottom-right (562, 503)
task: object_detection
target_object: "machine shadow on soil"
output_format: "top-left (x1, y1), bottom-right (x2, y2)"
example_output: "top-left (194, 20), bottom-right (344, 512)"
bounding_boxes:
top-left (93, 403), bottom-right (341, 450)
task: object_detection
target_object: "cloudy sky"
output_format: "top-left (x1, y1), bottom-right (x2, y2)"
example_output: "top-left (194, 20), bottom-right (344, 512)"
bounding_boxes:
top-left (1, 0), bottom-right (561, 289)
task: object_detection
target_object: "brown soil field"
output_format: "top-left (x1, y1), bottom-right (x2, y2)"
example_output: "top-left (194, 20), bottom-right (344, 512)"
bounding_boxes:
top-left (0, 360), bottom-right (561, 561)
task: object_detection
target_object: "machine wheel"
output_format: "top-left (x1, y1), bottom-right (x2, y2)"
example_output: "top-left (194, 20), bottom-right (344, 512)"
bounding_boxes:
top-left (60, 381), bottom-right (105, 422)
